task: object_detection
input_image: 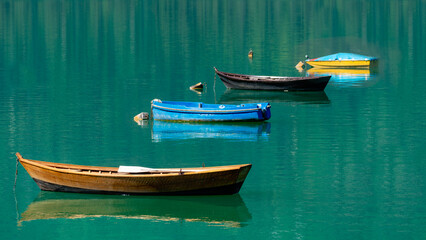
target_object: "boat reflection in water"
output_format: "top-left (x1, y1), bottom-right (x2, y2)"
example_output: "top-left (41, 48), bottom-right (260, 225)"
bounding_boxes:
top-left (220, 89), bottom-right (330, 105)
top-left (152, 121), bottom-right (270, 142)
top-left (307, 68), bottom-right (378, 87)
top-left (19, 192), bottom-right (252, 228)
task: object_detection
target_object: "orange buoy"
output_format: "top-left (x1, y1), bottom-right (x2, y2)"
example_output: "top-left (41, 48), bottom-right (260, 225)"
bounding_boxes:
top-left (248, 49), bottom-right (253, 58)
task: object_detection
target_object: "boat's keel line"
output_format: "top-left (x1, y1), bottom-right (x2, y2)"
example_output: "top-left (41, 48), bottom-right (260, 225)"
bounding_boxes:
top-left (33, 178), bottom-right (244, 195)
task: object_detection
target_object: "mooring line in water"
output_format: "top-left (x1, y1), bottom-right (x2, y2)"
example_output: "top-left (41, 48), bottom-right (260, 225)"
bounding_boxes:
top-left (13, 156), bottom-right (20, 225)
top-left (213, 70), bottom-right (217, 104)
top-left (14, 157), bottom-right (18, 188)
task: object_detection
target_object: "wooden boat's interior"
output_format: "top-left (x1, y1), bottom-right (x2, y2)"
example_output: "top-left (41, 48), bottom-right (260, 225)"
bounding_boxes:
top-left (51, 166), bottom-right (195, 175)
top-left (248, 76), bottom-right (291, 80)
top-left (17, 153), bottom-right (244, 176)
top-left (157, 100), bottom-right (261, 110)
top-left (219, 70), bottom-right (304, 81)
top-left (24, 159), bottom-right (202, 175)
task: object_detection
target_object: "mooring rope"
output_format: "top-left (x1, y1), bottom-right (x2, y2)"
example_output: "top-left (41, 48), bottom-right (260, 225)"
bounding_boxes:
top-left (213, 70), bottom-right (217, 104)
top-left (14, 157), bottom-right (18, 189)
top-left (13, 156), bottom-right (20, 225)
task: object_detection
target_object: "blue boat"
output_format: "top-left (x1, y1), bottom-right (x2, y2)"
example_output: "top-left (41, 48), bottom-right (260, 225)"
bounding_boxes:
top-left (151, 99), bottom-right (271, 122)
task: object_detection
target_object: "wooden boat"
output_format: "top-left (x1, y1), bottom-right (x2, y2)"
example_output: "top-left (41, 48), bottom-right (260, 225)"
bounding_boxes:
top-left (20, 192), bottom-right (251, 228)
top-left (16, 153), bottom-right (252, 195)
top-left (305, 53), bottom-right (378, 68)
top-left (214, 67), bottom-right (330, 91)
top-left (151, 99), bottom-right (271, 122)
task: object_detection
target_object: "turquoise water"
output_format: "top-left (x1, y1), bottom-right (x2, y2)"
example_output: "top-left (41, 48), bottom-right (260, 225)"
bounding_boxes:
top-left (1, 0), bottom-right (426, 239)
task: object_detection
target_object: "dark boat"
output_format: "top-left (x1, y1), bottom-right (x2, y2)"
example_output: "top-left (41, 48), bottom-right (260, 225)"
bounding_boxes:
top-left (214, 67), bottom-right (331, 91)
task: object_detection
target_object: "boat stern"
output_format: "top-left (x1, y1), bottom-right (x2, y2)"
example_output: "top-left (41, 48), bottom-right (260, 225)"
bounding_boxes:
top-left (237, 164), bottom-right (252, 183)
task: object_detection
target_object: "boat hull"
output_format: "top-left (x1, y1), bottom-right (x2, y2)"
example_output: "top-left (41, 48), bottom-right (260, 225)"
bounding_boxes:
top-left (305, 59), bottom-right (378, 68)
top-left (32, 178), bottom-right (245, 195)
top-left (215, 68), bottom-right (330, 91)
top-left (151, 100), bottom-right (271, 122)
top-left (17, 153), bottom-right (251, 195)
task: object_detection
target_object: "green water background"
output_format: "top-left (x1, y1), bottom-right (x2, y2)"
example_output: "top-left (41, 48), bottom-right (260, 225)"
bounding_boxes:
top-left (1, 0), bottom-right (425, 239)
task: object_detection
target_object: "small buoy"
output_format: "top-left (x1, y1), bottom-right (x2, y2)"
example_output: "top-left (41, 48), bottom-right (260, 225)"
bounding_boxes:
top-left (248, 49), bottom-right (253, 58)
top-left (189, 88), bottom-right (203, 94)
top-left (134, 112), bottom-right (149, 126)
top-left (189, 82), bottom-right (204, 90)
top-left (295, 61), bottom-right (305, 71)
top-left (134, 112), bottom-right (149, 123)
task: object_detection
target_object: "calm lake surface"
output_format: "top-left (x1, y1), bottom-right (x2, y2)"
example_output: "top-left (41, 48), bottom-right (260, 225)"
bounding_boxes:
top-left (1, 0), bottom-right (426, 239)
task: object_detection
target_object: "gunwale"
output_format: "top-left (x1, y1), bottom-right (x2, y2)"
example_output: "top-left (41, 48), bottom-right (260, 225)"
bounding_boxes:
top-left (17, 153), bottom-right (249, 178)
top-left (214, 67), bottom-right (323, 83)
top-left (151, 102), bottom-right (265, 114)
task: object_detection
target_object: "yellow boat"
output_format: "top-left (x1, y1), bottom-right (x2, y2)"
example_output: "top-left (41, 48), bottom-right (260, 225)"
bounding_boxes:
top-left (305, 53), bottom-right (378, 68)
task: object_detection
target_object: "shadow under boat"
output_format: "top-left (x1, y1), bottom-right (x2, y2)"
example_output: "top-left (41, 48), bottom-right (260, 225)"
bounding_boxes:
top-left (19, 192), bottom-right (252, 228)
top-left (219, 89), bottom-right (330, 105)
top-left (306, 68), bottom-right (378, 88)
top-left (152, 120), bottom-right (271, 142)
